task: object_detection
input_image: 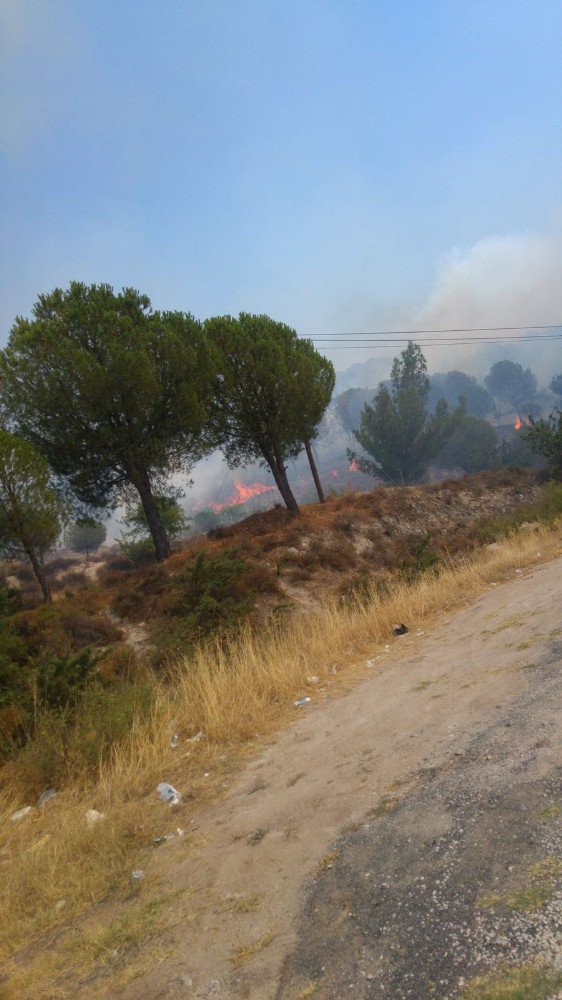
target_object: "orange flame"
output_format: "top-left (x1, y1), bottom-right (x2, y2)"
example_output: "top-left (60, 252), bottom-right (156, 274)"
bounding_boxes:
top-left (210, 479), bottom-right (275, 512)
top-left (348, 459), bottom-right (359, 472)
top-left (514, 418), bottom-right (522, 430)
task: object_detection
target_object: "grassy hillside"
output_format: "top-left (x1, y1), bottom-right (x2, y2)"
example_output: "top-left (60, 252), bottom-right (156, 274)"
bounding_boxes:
top-left (0, 471), bottom-right (561, 997)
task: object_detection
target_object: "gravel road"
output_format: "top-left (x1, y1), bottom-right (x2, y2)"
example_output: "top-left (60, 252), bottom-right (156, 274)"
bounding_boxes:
top-left (277, 635), bottom-right (561, 998)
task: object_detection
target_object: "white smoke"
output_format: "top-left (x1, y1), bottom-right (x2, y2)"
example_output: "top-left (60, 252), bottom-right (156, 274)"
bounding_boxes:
top-left (415, 232), bottom-right (562, 380)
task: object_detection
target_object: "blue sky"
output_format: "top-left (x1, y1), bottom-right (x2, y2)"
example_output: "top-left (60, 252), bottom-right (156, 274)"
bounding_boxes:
top-left (2, 0), bottom-right (562, 372)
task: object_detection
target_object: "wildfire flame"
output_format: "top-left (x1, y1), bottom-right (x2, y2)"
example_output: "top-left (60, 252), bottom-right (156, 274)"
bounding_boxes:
top-left (348, 459), bottom-right (359, 472)
top-left (514, 418), bottom-right (522, 430)
top-left (210, 479), bottom-right (275, 512)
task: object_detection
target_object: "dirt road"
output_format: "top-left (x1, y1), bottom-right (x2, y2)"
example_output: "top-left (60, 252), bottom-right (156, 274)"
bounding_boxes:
top-left (115, 557), bottom-right (561, 1000)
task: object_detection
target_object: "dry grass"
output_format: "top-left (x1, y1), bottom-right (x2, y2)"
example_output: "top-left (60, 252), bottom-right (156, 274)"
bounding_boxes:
top-left (459, 962), bottom-right (562, 999)
top-left (0, 521), bottom-right (560, 997)
top-left (230, 926), bottom-right (276, 967)
top-left (479, 858), bottom-right (562, 912)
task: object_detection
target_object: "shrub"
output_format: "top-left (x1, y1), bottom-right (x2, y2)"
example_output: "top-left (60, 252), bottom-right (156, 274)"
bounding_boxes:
top-left (11, 676), bottom-right (155, 792)
top-left (0, 599), bottom-right (124, 753)
top-left (150, 549), bottom-right (279, 654)
top-left (118, 536), bottom-right (157, 565)
top-left (58, 611), bottom-right (122, 649)
top-left (396, 533), bottom-right (441, 581)
top-left (167, 549), bottom-right (255, 638)
top-left (9, 561), bottom-right (35, 584)
top-left (0, 645), bottom-right (102, 755)
top-left (57, 569), bottom-right (89, 589)
top-left (475, 482), bottom-right (562, 543)
top-left (32, 647), bottom-right (102, 710)
top-left (296, 536), bottom-right (356, 572)
top-left (338, 569), bottom-right (374, 605)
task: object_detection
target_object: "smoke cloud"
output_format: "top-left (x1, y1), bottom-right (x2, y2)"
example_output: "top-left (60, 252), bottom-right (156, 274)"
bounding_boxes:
top-left (414, 232), bottom-right (562, 379)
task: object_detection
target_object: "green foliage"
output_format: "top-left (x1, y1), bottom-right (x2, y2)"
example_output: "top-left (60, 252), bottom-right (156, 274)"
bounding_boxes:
top-left (0, 431), bottom-right (64, 558)
top-left (498, 435), bottom-right (544, 470)
top-left (391, 340), bottom-right (430, 397)
top-left (351, 342), bottom-right (463, 484)
top-left (437, 415), bottom-right (498, 473)
top-left (166, 549), bottom-right (255, 641)
top-left (193, 508), bottom-right (222, 533)
top-left (334, 387), bottom-right (372, 433)
top-left (484, 359), bottom-right (537, 411)
top-left (121, 493), bottom-right (189, 543)
top-left (429, 371), bottom-right (493, 418)
top-left (205, 313), bottom-right (334, 512)
top-left (65, 517), bottom-right (107, 555)
top-left (459, 963), bottom-right (562, 1000)
top-left (13, 678), bottom-right (154, 790)
top-left (0, 430), bottom-right (66, 601)
top-left (117, 536), bottom-right (156, 565)
top-left (474, 482), bottom-right (562, 543)
top-left (1, 283), bottom-right (214, 559)
top-left (32, 648), bottom-right (101, 710)
top-left (396, 533), bottom-right (440, 581)
top-left (521, 409), bottom-right (562, 479)
top-left (0, 640), bottom-right (101, 753)
top-left (0, 595), bottom-right (125, 754)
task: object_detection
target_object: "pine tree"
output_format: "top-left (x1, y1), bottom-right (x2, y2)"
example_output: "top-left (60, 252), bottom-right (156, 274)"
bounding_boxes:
top-left (205, 314), bottom-right (334, 513)
top-left (0, 431), bottom-right (66, 602)
top-left (350, 342), bottom-right (462, 484)
top-left (1, 283), bottom-right (214, 560)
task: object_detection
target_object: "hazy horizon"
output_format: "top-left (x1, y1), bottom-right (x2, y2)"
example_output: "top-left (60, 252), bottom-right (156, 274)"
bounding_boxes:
top-left (2, 1), bottom-right (561, 380)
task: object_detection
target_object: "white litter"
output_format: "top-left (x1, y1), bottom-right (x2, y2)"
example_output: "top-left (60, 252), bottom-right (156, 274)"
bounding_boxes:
top-left (307, 675), bottom-right (319, 684)
top-left (37, 788), bottom-right (56, 808)
top-left (85, 808), bottom-right (105, 828)
top-left (170, 733), bottom-right (179, 750)
top-left (186, 730), bottom-right (204, 743)
top-left (131, 870), bottom-right (145, 882)
top-left (156, 782), bottom-right (182, 805)
top-left (294, 696), bottom-right (311, 707)
top-left (10, 806), bottom-right (32, 822)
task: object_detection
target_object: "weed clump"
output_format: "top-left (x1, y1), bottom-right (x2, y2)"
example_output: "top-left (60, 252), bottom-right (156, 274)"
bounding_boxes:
top-left (153, 549), bottom-right (279, 655)
top-left (475, 481), bottom-right (562, 543)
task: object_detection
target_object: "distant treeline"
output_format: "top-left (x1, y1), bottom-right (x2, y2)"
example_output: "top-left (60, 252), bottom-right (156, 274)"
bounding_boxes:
top-left (0, 282), bottom-right (560, 602)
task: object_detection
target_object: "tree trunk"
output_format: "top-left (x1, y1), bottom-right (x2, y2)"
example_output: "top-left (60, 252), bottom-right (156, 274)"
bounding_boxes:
top-left (304, 439), bottom-right (325, 502)
top-left (25, 546), bottom-right (52, 604)
top-left (134, 472), bottom-right (171, 560)
top-left (263, 450), bottom-right (300, 515)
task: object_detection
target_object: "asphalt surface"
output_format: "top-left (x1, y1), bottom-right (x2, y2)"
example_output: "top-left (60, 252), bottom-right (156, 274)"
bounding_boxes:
top-left (277, 638), bottom-right (561, 998)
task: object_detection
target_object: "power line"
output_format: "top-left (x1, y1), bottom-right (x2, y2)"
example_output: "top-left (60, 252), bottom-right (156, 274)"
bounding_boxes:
top-left (308, 332), bottom-right (562, 350)
top-left (313, 335), bottom-right (562, 343)
top-left (306, 323), bottom-right (562, 338)
top-left (313, 333), bottom-right (562, 341)
top-left (318, 338), bottom-right (562, 350)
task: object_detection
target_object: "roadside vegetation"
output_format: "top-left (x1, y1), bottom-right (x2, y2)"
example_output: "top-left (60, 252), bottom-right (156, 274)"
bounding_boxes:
top-left (0, 510), bottom-right (561, 997)
top-left (0, 281), bottom-right (560, 996)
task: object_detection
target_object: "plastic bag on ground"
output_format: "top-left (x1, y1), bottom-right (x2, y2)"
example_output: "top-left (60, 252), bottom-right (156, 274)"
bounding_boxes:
top-left (156, 782), bottom-right (182, 805)
top-left (10, 806), bottom-right (32, 822)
